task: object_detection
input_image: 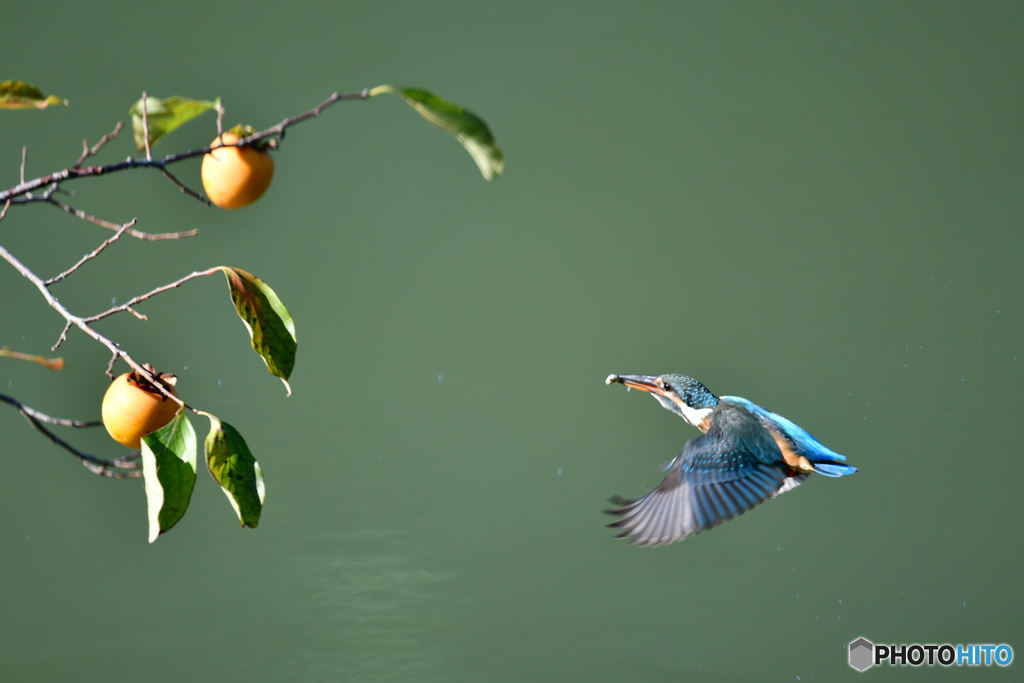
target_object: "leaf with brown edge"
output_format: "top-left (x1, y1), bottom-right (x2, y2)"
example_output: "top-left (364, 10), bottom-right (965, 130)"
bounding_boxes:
top-left (220, 267), bottom-right (296, 395)
top-left (202, 414), bottom-right (265, 528)
top-left (0, 81), bottom-right (67, 110)
top-left (0, 347), bottom-right (63, 370)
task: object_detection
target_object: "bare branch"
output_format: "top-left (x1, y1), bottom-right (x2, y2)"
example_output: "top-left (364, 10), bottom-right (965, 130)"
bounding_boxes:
top-left (0, 88), bottom-right (373, 203)
top-left (159, 167), bottom-right (210, 205)
top-left (85, 267), bottom-right (221, 323)
top-left (0, 393), bottom-right (141, 478)
top-left (53, 321), bottom-right (72, 351)
top-left (238, 90), bottom-right (371, 146)
top-left (7, 185), bottom-right (56, 206)
top-left (108, 452), bottom-right (143, 468)
top-left (20, 147), bottom-right (27, 184)
top-left (0, 199), bottom-right (9, 222)
top-left (0, 395), bottom-right (103, 428)
top-left (141, 92), bottom-right (152, 161)
top-left (45, 220), bottom-right (135, 285)
top-left (45, 197), bottom-right (198, 240)
top-left (0, 243), bottom-right (192, 411)
top-left (75, 122), bottom-right (123, 169)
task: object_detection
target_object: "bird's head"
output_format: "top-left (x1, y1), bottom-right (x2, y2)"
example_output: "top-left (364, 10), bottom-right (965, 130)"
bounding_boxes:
top-left (605, 373), bottom-right (719, 429)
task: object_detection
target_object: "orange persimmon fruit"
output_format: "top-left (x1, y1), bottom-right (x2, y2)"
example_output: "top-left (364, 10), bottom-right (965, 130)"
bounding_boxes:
top-left (101, 370), bottom-right (180, 448)
top-left (201, 129), bottom-right (274, 209)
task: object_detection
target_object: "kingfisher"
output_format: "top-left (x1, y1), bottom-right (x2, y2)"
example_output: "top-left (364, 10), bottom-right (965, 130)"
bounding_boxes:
top-left (604, 373), bottom-right (856, 547)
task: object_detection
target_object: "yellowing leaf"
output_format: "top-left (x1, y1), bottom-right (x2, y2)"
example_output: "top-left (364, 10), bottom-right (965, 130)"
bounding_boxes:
top-left (0, 346), bottom-right (64, 369)
top-left (0, 81), bottom-right (67, 110)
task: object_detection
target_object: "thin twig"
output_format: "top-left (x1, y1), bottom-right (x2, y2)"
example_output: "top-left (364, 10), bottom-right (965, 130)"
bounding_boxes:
top-left (53, 321), bottom-right (72, 351)
top-left (46, 198), bottom-right (119, 228)
top-left (0, 395), bottom-right (102, 427)
top-left (0, 199), bottom-right (9, 222)
top-left (159, 167), bottom-right (210, 205)
top-left (6, 184), bottom-right (56, 206)
top-left (0, 89), bottom-right (372, 202)
top-left (0, 393), bottom-right (141, 478)
top-left (45, 220), bottom-right (134, 285)
top-left (141, 92), bottom-right (152, 161)
top-left (216, 100), bottom-right (224, 137)
top-left (75, 122), bottom-right (123, 169)
top-left (237, 90), bottom-right (370, 147)
top-left (84, 267), bottom-right (221, 323)
top-left (46, 197), bottom-right (198, 240)
top-left (108, 452), bottom-right (143, 468)
top-left (20, 147), bottom-right (27, 184)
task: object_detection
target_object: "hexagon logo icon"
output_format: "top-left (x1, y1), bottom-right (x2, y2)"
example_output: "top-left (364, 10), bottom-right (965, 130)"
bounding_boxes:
top-left (849, 637), bottom-right (874, 671)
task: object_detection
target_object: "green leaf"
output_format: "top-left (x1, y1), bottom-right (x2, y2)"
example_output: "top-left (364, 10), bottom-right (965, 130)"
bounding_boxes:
top-left (0, 81), bottom-right (67, 109)
top-left (203, 415), bottom-right (265, 528)
top-left (370, 85), bottom-right (503, 181)
top-left (220, 267), bottom-right (297, 396)
top-left (130, 95), bottom-right (218, 152)
top-left (141, 412), bottom-right (197, 543)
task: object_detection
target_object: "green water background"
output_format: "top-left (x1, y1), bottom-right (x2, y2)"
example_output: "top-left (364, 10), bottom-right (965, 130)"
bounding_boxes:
top-left (1, 2), bottom-right (1022, 681)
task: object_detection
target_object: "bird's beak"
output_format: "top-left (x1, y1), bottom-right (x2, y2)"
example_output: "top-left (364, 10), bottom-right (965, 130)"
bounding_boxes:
top-left (605, 374), bottom-right (668, 396)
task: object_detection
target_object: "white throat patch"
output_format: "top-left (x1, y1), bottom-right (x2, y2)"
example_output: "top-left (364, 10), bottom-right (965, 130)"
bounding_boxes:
top-left (670, 396), bottom-right (713, 430)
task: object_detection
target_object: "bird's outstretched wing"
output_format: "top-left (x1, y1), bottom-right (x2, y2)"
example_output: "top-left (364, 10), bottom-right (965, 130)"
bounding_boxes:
top-left (606, 403), bottom-right (791, 547)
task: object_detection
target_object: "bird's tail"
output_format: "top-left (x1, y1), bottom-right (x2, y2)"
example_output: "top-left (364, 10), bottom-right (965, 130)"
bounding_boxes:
top-left (812, 463), bottom-right (857, 477)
